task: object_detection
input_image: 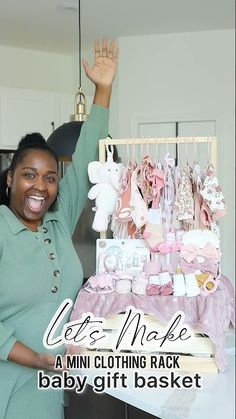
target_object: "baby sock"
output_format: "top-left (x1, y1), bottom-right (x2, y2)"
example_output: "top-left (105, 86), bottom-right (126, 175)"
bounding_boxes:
top-left (173, 273), bottom-right (186, 296)
top-left (185, 273), bottom-right (200, 297)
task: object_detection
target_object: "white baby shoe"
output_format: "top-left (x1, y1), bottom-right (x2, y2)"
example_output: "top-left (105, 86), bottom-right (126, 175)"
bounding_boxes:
top-left (185, 273), bottom-right (200, 297)
top-left (173, 273), bottom-right (186, 296)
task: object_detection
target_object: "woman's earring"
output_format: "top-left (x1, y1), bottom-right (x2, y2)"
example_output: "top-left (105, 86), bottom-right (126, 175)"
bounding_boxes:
top-left (6, 187), bottom-right (9, 197)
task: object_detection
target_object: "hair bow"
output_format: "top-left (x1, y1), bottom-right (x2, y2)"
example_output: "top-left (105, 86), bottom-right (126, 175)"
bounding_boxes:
top-left (180, 242), bottom-right (220, 264)
top-left (159, 281), bottom-right (173, 296)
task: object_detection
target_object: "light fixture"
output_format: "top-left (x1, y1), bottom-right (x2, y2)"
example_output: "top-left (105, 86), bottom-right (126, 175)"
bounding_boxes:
top-left (47, 0), bottom-right (86, 159)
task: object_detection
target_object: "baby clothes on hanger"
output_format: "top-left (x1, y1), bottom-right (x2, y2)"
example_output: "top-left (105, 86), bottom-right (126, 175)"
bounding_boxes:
top-left (147, 164), bottom-right (165, 206)
top-left (115, 165), bottom-right (133, 223)
top-left (130, 167), bottom-right (149, 229)
top-left (113, 161), bottom-right (149, 239)
top-left (192, 162), bottom-right (203, 229)
top-left (171, 164), bottom-right (182, 233)
top-left (137, 155), bottom-right (156, 205)
top-left (97, 137), bottom-right (225, 298)
top-left (200, 163), bottom-right (227, 239)
top-left (200, 163), bottom-right (227, 221)
top-left (113, 163), bottom-right (134, 238)
top-left (143, 165), bottom-right (165, 251)
top-left (111, 217), bottom-right (130, 239)
top-left (162, 153), bottom-right (176, 235)
top-left (191, 162), bottom-right (217, 233)
top-left (173, 163), bottom-right (194, 231)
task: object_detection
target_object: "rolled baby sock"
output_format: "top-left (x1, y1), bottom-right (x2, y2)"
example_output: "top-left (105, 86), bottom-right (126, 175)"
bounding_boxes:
top-left (185, 273), bottom-right (200, 297)
top-left (173, 273), bottom-right (186, 296)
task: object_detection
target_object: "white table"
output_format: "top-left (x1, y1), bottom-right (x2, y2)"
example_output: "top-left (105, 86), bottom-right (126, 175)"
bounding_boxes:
top-left (72, 351), bottom-right (234, 419)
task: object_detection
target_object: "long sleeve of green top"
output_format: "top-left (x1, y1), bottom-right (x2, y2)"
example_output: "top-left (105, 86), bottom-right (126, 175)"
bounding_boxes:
top-left (0, 104), bottom-right (109, 418)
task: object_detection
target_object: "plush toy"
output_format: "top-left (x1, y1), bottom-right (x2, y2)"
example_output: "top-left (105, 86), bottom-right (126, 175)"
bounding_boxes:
top-left (88, 144), bottom-right (124, 232)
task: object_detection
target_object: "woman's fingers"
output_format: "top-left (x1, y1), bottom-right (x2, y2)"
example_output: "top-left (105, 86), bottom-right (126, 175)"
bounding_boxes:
top-left (113, 45), bottom-right (119, 63)
top-left (107, 40), bottom-right (114, 59)
top-left (94, 40), bottom-right (100, 58)
top-left (82, 59), bottom-right (90, 76)
top-left (94, 39), bottom-right (117, 61)
top-left (101, 38), bottom-right (107, 57)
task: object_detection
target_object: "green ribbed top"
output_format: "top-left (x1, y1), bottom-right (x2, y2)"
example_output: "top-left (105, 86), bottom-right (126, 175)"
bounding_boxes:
top-left (0, 104), bottom-right (109, 416)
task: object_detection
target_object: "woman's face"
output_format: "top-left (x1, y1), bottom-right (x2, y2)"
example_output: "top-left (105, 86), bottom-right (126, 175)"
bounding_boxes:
top-left (7, 150), bottom-right (58, 231)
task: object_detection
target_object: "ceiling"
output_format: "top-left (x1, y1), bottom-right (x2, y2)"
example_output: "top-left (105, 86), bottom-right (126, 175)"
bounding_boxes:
top-left (0, 0), bottom-right (234, 55)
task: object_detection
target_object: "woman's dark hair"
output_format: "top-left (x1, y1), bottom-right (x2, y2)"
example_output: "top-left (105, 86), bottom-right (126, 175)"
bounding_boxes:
top-left (0, 133), bottom-right (59, 206)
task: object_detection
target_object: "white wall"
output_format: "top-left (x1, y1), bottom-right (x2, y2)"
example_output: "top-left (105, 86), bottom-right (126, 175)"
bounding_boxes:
top-left (116, 30), bottom-right (235, 281)
top-left (0, 45), bottom-right (76, 93)
top-left (0, 44), bottom-right (118, 123)
top-left (0, 31), bottom-right (234, 281)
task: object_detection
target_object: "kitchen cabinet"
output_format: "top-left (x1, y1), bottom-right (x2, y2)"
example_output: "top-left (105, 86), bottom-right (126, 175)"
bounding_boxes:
top-left (0, 87), bottom-right (74, 149)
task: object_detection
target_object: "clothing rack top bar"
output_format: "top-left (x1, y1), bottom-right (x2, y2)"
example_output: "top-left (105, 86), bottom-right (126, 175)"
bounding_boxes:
top-left (99, 136), bottom-right (217, 167)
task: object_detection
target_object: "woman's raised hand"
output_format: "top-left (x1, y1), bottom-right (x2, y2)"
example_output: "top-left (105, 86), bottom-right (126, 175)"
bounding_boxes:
top-left (82, 39), bottom-right (118, 88)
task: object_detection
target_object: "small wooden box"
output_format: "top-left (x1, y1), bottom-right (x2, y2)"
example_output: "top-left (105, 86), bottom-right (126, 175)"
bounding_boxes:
top-left (80, 314), bottom-right (218, 373)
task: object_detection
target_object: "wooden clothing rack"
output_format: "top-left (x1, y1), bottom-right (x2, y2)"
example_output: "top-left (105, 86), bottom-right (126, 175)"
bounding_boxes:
top-left (95, 136), bottom-right (221, 373)
top-left (98, 136), bottom-right (217, 240)
top-left (99, 136), bottom-right (217, 169)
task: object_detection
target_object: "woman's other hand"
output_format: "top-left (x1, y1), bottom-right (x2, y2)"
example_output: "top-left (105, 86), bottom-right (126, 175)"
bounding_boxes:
top-left (35, 352), bottom-right (67, 372)
top-left (34, 352), bottom-right (57, 371)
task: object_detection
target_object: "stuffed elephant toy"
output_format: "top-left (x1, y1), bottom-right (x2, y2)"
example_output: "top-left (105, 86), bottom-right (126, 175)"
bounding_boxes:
top-left (88, 145), bottom-right (124, 232)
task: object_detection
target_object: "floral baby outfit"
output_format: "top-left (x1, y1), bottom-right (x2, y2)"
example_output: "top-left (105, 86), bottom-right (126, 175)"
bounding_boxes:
top-left (173, 163), bottom-right (194, 231)
top-left (200, 163), bottom-right (227, 221)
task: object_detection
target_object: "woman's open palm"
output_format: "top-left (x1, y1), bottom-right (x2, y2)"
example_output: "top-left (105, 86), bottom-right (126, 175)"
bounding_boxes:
top-left (82, 39), bottom-right (118, 87)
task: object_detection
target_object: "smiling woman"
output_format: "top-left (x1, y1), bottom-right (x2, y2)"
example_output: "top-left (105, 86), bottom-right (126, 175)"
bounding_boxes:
top-left (0, 39), bottom-right (118, 419)
top-left (5, 133), bottom-right (59, 231)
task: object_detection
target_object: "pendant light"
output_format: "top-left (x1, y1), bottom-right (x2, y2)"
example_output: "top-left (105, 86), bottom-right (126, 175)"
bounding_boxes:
top-left (47, 0), bottom-right (86, 159)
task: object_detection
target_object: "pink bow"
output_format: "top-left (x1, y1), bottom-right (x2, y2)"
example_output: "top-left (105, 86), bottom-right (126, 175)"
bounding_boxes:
top-left (146, 284), bottom-right (160, 296)
top-left (180, 258), bottom-right (218, 276)
top-left (180, 242), bottom-right (220, 263)
top-left (159, 281), bottom-right (173, 296)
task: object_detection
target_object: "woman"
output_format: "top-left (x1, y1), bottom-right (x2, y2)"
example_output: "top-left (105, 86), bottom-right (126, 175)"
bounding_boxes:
top-left (0, 39), bottom-right (118, 418)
